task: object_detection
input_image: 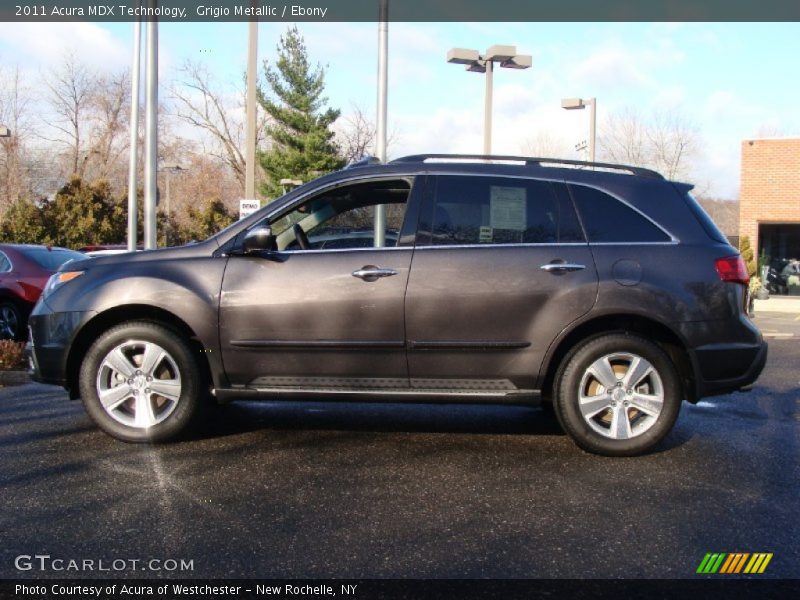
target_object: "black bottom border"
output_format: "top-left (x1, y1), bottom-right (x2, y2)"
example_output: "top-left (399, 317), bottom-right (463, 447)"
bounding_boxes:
top-left (3, 579), bottom-right (800, 600)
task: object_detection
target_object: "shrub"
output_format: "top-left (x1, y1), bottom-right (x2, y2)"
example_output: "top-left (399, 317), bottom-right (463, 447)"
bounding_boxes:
top-left (0, 340), bottom-right (26, 370)
top-left (739, 236), bottom-right (757, 277)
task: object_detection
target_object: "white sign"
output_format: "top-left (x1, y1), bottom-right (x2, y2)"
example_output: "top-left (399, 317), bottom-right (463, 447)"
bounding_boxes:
top-left (490, 186), bottom-right (526, 231)
top-left (239, 199), bottom-right (261, 220)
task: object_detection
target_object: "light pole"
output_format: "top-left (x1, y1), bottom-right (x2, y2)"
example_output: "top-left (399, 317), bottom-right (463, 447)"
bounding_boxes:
top-left (157, 164), bottom-right (185, 247)
top-left (374, 0), bottom-right (389, 247)
top-left (159, 164), bottom-right (186, 217)
top-left (127, 18), bottom-right (142, 252)
top-left (447, 45), bottom-right (532, 155)
top-left (244, 18), bottom-right (258, 202)
top-left (143, 11), bottom-right (158, 250)
top-left (561, 97), bottom-right (596, 163)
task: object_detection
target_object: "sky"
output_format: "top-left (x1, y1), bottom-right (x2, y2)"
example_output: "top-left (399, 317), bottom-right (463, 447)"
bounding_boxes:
top-left (1, 20), bottom-right (799, 199)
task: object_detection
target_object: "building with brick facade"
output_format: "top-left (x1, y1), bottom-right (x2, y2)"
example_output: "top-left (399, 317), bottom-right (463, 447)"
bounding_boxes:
top-left (739, 137), bottom-right (800, 288)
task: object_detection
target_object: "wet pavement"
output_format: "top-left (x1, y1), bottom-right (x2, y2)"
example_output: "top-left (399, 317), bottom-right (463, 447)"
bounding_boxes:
top-left (1, 341), bottom-right (798, 579)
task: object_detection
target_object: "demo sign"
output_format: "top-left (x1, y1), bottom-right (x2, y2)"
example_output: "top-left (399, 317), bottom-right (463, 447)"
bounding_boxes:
top-left (239, 199), bottom-right (261, 220)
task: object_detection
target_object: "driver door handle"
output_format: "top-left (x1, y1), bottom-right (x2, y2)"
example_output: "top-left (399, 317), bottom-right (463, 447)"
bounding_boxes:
top-left (540, 263), bottom-right (586, 273)
top-left (352, 266), bottom-right (398, 282)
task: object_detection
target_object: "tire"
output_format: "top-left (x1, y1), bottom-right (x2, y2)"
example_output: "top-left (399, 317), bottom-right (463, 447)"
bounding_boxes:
top-left (79, 321), bottom-right (206, 442)
top-left (0, 300), bottom-right (26, 341)
top-left (554, 333), bottom-right (681, 456)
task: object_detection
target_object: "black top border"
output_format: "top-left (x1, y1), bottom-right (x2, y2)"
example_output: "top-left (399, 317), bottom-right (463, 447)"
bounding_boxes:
top-left (3, 0), bottom-right (800, 23)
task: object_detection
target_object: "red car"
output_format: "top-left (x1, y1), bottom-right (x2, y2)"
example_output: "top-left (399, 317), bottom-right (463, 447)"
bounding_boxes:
top-left (0, 244), bottom-right (86, 340)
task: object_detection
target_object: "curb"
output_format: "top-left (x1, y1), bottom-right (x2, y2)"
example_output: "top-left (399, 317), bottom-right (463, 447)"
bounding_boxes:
top-left (753, 298), bottom-right (800, 315)
top-left (0, 370), bottom-right (30, 386)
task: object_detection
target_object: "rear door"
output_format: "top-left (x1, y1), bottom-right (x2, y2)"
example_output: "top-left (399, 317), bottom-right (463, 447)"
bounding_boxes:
top-left (404, 174), bottom-right (598, 392)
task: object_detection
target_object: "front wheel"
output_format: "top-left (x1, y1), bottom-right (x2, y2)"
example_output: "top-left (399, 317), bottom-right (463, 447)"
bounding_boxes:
top-left (554, 334), bottom-right (682, 456)
top-left (79, 321), bottom-right (205, 442)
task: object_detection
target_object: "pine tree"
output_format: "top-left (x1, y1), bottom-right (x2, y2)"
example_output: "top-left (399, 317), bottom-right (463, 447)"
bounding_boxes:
top-left (0, 198), bottom-right (49, 245)
top-left (41, 176), bottom-right (124, 248)
top-left (257, 26), bottom-right (344, 200)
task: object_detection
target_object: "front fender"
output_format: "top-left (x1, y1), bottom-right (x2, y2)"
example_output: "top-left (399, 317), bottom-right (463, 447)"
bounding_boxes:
top-left (44, 256), bottom-right (228, 388)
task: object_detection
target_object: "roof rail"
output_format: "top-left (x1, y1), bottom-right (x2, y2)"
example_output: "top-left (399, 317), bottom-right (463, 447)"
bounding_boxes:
top-left (344, 155), bottom-right (382, 169)
top-left (389, 154), bottom-right (664, 180)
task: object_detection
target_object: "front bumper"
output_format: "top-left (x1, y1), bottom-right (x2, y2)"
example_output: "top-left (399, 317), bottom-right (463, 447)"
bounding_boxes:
top-left (27, 307), bottom-right (95, 388)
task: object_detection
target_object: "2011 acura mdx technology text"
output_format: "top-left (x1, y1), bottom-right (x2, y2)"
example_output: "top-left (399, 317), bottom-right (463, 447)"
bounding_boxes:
top-left (27, 155), bottom-right (767, 455)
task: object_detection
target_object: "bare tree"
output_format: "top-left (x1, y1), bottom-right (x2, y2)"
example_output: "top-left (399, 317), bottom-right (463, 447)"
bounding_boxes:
top-left (696, 196), bottom-right (739, 236)
top-left (171, 60), bottom-right (267, 192)
top-left (647, 110), bottom-right (701, 180)
top-left (599, 106), bottom-right (703, 180)
top-left (754, 123), bottom-right (800, 138)
top-left (88, 70), bottom-right (131, 181)
top-left (0, 66), bottom-right (33, 214)
top-left (41, 53), bottom-right (98, 177)
top-left (336, 103), bottom-right (399, 163)
top-left (521, 131), bottom-right (571, 159)
top-left (337, 104), bottom-right (377, 163)
top-left (599, 107), bottom-right (649, 167)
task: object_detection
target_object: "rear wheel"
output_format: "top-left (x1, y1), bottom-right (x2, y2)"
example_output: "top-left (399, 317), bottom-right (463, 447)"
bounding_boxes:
top-left (554, 333), bottom-right (681, 456)
top-left (0, 300), bottom-right (25, 341)
top-left (79, 321), bottom-right (205, 442)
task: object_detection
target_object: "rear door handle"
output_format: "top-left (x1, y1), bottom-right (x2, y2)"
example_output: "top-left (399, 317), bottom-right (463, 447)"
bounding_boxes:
top-left (352, 265), bottom-right (398, 282)
top-left (540, 263), bottom-right (586, 273)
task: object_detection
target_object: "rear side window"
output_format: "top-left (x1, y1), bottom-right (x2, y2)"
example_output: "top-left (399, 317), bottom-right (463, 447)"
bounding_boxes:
top-left (21, 248), bottom-right (85, 270)
top-left (0, 252), bottom-right (10, 272)
top-left (681, 190), bottom-right (729, 244)
top-left (570, 184), bottom-right (671, 243)
top-left (423, 176), bottom-right (585, 245)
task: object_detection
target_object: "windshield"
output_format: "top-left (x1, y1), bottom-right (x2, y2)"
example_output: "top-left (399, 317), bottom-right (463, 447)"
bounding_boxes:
top-left (22, 247), bottom-right (86, 270)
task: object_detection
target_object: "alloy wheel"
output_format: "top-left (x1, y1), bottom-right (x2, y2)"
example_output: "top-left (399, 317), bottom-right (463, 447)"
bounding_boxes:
top-left (96, 340), bottom-right (182, 429)
top-left (577, 352), bottom-right (664, 440)
top-left (0, 304), bottom-right (19, 339)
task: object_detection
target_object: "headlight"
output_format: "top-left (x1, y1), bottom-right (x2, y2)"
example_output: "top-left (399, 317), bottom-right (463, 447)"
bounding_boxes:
top-left (43, 270), bottom-right (85, 298)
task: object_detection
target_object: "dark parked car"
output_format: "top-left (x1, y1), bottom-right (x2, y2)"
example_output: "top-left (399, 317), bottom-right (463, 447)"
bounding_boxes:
top-left (0, 244), bottom-right (86, 340)
top-left (27, 155), bottom-right (766, 455)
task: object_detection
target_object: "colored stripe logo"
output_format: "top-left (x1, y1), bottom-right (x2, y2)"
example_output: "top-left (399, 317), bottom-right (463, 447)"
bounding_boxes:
top-left (696, 552), bottom-right (773, 574)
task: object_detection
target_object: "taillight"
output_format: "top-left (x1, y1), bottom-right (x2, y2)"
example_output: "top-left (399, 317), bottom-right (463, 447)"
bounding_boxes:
top-left (715, 255), bottom-right (749, 285)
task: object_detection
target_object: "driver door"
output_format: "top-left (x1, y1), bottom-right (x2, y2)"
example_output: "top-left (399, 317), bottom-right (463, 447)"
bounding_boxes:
top-left (219, 176), bottom-right (420, 390)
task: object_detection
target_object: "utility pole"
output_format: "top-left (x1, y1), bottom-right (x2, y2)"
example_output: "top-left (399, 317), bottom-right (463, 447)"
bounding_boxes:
top-left (143, 11), bottom-right (158, 249)
top-left (127, 18), bottom-right (141, 252)
top-left (244, 18), bottom-right (258, 202)
top-left (374, 0), bottom-right (388, 247)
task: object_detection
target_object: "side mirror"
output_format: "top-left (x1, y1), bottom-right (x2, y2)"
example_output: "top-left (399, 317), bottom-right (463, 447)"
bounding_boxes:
top-left (242, 226), bottom-right (276, 253)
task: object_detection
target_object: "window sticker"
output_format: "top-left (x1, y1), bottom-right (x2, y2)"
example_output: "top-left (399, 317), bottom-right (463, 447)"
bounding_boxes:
top-left (490, 186), bottom-right (526, 231)
top-left (479, 226), bottom-right (493, 243)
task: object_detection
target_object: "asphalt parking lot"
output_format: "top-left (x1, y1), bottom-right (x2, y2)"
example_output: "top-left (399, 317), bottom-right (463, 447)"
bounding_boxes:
top-left (1, 326), bottom-right (798, 580)
top-left (754, 311), bottom-right (800, 339)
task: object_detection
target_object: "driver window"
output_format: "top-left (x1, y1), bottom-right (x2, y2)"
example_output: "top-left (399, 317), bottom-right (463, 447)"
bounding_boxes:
top-left (270, 178), bottom-right (412, 251)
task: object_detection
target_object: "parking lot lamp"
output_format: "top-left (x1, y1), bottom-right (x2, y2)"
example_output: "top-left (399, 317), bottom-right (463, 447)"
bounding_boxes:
top-left (561, 97), bottom-right (597, 163)
top-left (447, 45), bottom-right (532, 154)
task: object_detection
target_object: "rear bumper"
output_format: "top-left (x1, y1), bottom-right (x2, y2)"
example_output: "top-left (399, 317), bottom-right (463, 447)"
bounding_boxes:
top-left (693, 340), bottom-right (768, 399)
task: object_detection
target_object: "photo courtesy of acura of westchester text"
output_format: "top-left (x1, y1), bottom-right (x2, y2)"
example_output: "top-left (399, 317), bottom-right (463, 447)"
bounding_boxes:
top-left (1, 0), bottom-right (799, 597)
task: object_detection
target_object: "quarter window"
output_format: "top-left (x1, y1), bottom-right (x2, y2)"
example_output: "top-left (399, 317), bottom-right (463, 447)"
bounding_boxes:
top-left (0, 252), bottom-right (10, 272)
top-left (424, 176), bottom-right (584, 246)
top-left (570, 184), bottom-right (671, 243)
